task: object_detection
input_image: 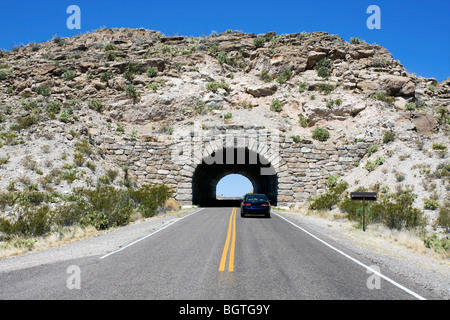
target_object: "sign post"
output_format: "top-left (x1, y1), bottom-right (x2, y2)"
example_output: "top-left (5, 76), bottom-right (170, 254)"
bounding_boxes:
top-left (350, 192), bottom-right (377, 232)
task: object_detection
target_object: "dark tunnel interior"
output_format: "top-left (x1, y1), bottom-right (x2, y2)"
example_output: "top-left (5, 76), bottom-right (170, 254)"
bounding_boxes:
top-left (192, 148), bottom-right (278, 207)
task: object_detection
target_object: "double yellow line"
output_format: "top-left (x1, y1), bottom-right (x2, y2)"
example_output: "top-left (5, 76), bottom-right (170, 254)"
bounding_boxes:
top-left (219, 207), bottom-right (237, 272)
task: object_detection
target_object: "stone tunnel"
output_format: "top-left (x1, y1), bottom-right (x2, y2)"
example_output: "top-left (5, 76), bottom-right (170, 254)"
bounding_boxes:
top-left (100, 124), bottom-right (371, 208)
top-left (192, 147), bottom-right (279, 207)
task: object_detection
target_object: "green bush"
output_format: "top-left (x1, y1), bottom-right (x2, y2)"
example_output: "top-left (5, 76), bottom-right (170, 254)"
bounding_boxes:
top-left (105, 50), bottom-right (118, 61)
top-left (383, 130), bottom-right (395, 143)
top-left (309, 181), bottom-right (349, 211)
top-left (276, 69), bottom-right (293, 84)
top-left (45, 101), bottom-right (62, 119)
top-left (432, 143), bottom-right (447, 150)
top-left (350, 37), bottom-right (362, 44)
top-left (365, 157), bottom-right (385, 172)
top-left (146, 66), bottom-right (158, 78)
top-left (371, 188), bottom-right (425, 230)
top-left (339, 197), bottom-right (376, 226)
top-left (254, 37), bottom-right (265, 48)
top-left (315, 58), bottom-right (333, 79)
top-left (423, 233), bottom-right (450, 254)
top-left (129, 184), bottom-right (173, 218)
top-left (100, 72), bottom-right (113, 82)
top-left (125, 84), bottom-right (139, 99)
top-left (0, 205), bottom-right (54, 239)
top-left (0, 69), bottom-right (12, 80)
top-left (217, 51), bottom-right (228, 65)
top-left (270, 99), bottom-right (283, 112)
top-left (63, 70), bottom-right (77, 81)
top-left (206, 79), bottom-right (230, 93)
top-left (312, 128), bottom-right (330, 141)
top-left (367, 144), bottom-right (379, 156)
top-left (423, 198), bottom-right (440, 210)
top-left (88, 99), bottom-right (103, 112)
top-left (436, 203), bottom-right (449, 231)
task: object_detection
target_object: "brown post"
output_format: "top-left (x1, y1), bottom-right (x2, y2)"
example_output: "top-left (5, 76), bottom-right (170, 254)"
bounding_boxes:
top-left (362, 198), bottom-right (366, 232)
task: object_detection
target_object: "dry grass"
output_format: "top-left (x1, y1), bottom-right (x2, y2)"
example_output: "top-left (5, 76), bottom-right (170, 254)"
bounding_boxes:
top-left (286, 207), bottom-right (450, 263)
top-left (0, 225), bottom-right (99, 259)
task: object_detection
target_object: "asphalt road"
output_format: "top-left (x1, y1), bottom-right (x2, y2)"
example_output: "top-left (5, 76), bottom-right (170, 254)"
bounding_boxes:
top-left (0, 207), bottom-right (439, 300)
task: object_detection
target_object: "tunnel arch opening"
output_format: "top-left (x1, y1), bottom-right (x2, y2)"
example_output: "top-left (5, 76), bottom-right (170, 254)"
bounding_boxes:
top-left (192, 147), bottom-right (278, 207)
top-left (216, 174), bottom-right (254, 199)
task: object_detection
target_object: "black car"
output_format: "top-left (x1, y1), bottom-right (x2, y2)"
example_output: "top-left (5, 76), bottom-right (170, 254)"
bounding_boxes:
top-left (240, 194), bottom-right (271, 218)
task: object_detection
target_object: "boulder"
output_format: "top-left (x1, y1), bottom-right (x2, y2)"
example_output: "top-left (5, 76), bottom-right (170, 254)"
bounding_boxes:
top-left (411, 112), bottom-right (437, 133)
top-left (246, 83), bottom-right (278, 97)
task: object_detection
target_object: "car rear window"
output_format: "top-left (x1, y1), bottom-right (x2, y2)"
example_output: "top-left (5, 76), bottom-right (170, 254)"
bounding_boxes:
top-left (245, 195), bottom-right (268, 201)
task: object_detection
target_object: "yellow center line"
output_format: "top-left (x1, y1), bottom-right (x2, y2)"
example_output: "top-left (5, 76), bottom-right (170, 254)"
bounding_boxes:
top-left (219, 207), bottom-right (237, 272)
top-left (229, 207), bottom-right (237, 272)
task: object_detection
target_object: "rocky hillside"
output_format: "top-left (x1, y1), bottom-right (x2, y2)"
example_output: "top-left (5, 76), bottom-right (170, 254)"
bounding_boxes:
top-left (0, 28), bottom-right (449, 231)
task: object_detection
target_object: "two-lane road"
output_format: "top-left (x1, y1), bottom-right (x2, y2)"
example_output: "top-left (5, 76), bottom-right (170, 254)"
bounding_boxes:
top-left (0, 207), bottom-right (439, 300)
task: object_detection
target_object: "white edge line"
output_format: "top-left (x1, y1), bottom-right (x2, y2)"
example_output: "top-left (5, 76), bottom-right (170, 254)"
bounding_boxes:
top-left (99, 208), bottom-right (204, 260)
top-left (272, 211), bottom-right (427, 300)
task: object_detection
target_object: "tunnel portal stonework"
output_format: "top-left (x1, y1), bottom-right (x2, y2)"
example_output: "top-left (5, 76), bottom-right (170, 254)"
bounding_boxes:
top-left (100, 125), bottom-right (370, 208)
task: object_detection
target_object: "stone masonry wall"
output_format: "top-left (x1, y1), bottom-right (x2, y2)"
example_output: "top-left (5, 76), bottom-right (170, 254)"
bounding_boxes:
top-left (98, 125), bottom-right (370, 207)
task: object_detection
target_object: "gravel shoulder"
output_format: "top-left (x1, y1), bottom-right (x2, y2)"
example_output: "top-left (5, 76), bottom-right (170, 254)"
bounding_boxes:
top-left (0, 209), bottom-right (200, 274)
top-left (274, 209), bottom-right (450, 300)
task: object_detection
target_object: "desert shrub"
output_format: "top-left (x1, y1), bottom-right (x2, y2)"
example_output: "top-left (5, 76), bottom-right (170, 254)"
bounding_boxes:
top-left (276, 69), bottom-right (293, 84)
top-left (100, 72), bottom-right (113, 82)
top-left (365, 157), bottom-right (385, 172)
top-left (254, 37), bottom-right (265, 48)
top-left (0, 69), bottom-right (12, 80)
top-left (217, 51), bottom-right (228, 65)
top-left (270, 99), bottom-right (283, 112)
top-left (45, 101), bottom-right (62, 119)
top-left (205, 79), bottom-right (230, 93)
top-left (105, 50), bottom-right (118, 61)
top-left (312, 128), bottom-right (330, 141)
top-left (371, 188), bottom-right (425, 230)
top-left (367, 144), bottom-right (379, 156)
top-left (315, 58), bottom-right (333, 79)
top-left (103, 43), bottom-right (116, 51)
top-left (298, 114), bottom-right (309, 127)
top-left (317, 83), bottom-right (334, 94)
top-left (128, 184), bottom-right (173, 218)
top-left (74, 139), bottom-right (93, 156)
top-left (423, 198), bottom-right (440, 210)
top-left (432, 143), bottom-right (447, 150)
top-left (125, 84), bottom-right (139, 99)
top-left (309, 181), bottom-right (349, 211)
top-left (63, 70), bottom-right (77, 81)
top-left (88, 99), bottom-right (103, 112)
top-left (383, 130), bottom-right (395, 143)
top-left (146, 66), bottom-right (158, 78)
top-left (436, 203), bottom-right (449, 231)
top-left (59, 108), bottom-right (75, 123)
top-left (81, 187), bottom-right (133, 229)
top-left (350, 37), bottom-right (362, 44)
top-left (0, 205), bottom-right (54, 239)
top-left (423, 233), bottom-right (450, 254)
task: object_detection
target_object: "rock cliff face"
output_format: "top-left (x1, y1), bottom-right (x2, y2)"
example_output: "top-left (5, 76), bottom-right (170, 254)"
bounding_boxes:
top-left (0, 28), bottom-right (448, 226)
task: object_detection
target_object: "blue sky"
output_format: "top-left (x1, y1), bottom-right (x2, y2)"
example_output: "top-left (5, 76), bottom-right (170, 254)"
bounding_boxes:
top-left (1, 0), bottom-right (448, 196)
top-left (0, 0), bottom-right (449, 81)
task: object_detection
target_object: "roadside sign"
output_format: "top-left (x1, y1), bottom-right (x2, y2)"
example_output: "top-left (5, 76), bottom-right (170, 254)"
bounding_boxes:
top-left (350, 192), bottom-right (378, 232)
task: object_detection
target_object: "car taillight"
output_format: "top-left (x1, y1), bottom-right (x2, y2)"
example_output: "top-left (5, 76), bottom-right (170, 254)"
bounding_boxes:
top-left (262, 202), bottom-right (270, 206)
top-left (242, 202), bottom-right (251, 206)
